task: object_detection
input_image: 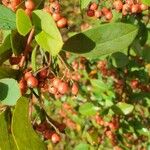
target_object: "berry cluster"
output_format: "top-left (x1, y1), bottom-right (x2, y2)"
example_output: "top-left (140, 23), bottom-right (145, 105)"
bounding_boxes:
top-left (43, 0), bottom-right (68, 28)
top-left (48, 78), bottom-right (79, 99)
top-left (87, 0), bottom-right (149, 21)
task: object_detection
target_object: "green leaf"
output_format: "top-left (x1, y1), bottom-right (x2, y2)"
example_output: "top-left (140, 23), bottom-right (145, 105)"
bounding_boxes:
top-left (0, 4), bottom-right (16, 30)
top-left (74, 143), bottom-right (89, 150)
top-left (35, 31), bottom-right (63, 56)
top-left (0, 78), bottom-right (21, 105)
top-left (80, 0), bottom-right (91, 9)
top-left (111, 52), bottom-right (129, 68)
top-left (0, 30), bottom-right (12, 64)
top-left (112, 102), bottom-right (134, 115)
top-left (32, 10), bottom-right (62, 41)
top-left (0, 67), bottom-right (19, 79)
top-left (10, 30), bottom-right (25, 55)
top-left (32, 10), bottom-right (63, 56)
top-left (63, 23), bottom-right (138, 59)
top-left (12, 97), bottom-right (47, 150)
top-left (79, 102), bottom-right (97, 116)
top-left (0, 109), bottom-right (18, 150)
top-left (16, 9), bottom-right (32, 36)
top-left (142, 48), bottom-right (150, 63)
top-left (141, 0), bottom-right (150, 6)
top-left (31, 46), bottom-right (38, 72)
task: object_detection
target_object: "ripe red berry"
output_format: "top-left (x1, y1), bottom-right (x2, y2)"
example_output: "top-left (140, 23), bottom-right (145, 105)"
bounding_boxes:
top-left (49, 1), bottom-right (60, 13)
top-left (140, 4), bottom-right (148, 11)
top-left (48, 86), bottom-right (57, 94)
top-left (113, 0), bottom-right (123, 11)
top-left (130, 79), bottom-right (139, 89)
top-left (38, 69), bottom-right (48, 79)
top-left (56, 17), bottom-right (68, 28)
top-left (89, 2), bottom-right (98, 11)
top-left (101, 7), bottom-right (109, 15)
top-left (58, 82), bottom-right (69, 94)
top-left (105, 11), bottom-right (113, 20)
top-left (25, 0), bottom-right (35, 10)
top-left (51, 133), bottom-right (61, 143)
top-left (19, 78), bottom-right (27, 95)
top-left (122, 4), bottom-right (130, 16)
top-left (53, 78), bottom-right (62, 88)
top-left (52, 13), bottom-right (61, 21)
top-left (131, 4), bottom-right (139, 13)
top-left (71, 82), bottom-right (79, 95)
top-left (25, 8), bottom-right (32, 17)
top-left (94, 10), bottom-right (102, 18)
top-left (27, 76), bottom-right (38, 88)
top-left (24, 71), bottom-right (32, 81)
top-left (87, 9), bottom-right (95, 17)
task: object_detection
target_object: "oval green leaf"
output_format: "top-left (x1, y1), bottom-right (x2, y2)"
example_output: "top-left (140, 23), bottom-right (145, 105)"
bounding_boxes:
top-left (12, 97), bottom-right (47, 150)
top-left (111, 52), bottom-right (129, 68)
top-left (0, 4), bottom-right (16, 30)
top-left (79, 102), bottom-right (97, 116)
top-left (16, 9), bottom-right (32, 36)
top-left (141, 0), bottom-right (150, 6)
top-left (63, 23), bottom-right (138, 59)
top-left (0, 109), bottom-right (18, 150)
top-left (0, 78), bottom-right (21, 106)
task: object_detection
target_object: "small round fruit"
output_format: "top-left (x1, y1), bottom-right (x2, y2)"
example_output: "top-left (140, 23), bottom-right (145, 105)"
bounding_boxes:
top-left (87, 9), bottom-right (95, 17)
top-left (19, 78), bottom-right (27, 95)
top-left (89, 2), bottom-right (98, 11)
top-left (25, 0), bottom-right (35, 10)
top-left (113, 0), bottom-right (123, 11)
top-left (131, 4), bottom-right (139, 13)
top-left (94, 10), bottom-right (102, 18)
top-left (27, 76), bottom-right (38, 88)
top-left (71, 82), bottom-right (79, 95)
top-left (51, 133), bottom-right (61, 143)
top-left (39, 69), bottom-right (48, 79)
top-left (52, 13), bottom-right (61, 21)
top-left (24, 72), bottom-right (32, 81)
top-left (58, 82), bottom-right (69, 94)
top-left (140, 4), bottom-right (148, 11)
top-left (53, 78), bottom-right (62, 88)
top-left (57, 17), bottom-right (68, 28)
top-left (101, 7), bottom-right (109, 15)
top-left (25, 8), bottom-right (32, 17)
top-left (105, 11), bottom-right (113, 20)
top-left (49, 1), bottom-right (60, 13)
top-left (48, 86), bottom-right (57, 94)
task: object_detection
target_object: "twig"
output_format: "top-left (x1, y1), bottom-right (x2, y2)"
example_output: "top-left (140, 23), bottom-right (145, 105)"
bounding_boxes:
top-left (19, 27), bottom-right (35, 67)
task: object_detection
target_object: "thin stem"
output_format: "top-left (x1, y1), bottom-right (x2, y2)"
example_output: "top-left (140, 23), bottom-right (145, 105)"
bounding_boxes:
top-left (19, 27), bottom-right (35, 67)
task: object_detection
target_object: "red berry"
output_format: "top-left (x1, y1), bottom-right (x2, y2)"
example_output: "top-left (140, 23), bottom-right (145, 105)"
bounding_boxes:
top-left (113, 0), bottom-right (123, 11)
top-left (19, 78), bottom-right (27, 95)
top-left (131, 4), bottom-right (139, 13)
top-left (25, 8), bottom-right (32, 17)
top-left (57, 17), bottom-right (68, 28)
top-left (48, 86), bottom-right (57, 94)
top-left (58, 82), bottom-right (69, 94)
top-left (24, 72), bottom-right (32, 81)
top-left (101, 7), bottom-right (109, 15)
top-left (130, 79), bottom-right (139, 89)
top-left (89, 2), bottom-right (98, 11)
top-left (87, 9), bottom-right (95, 17)
top-left (55, 93), bottom-right (63, 99)
top-left (94, 10), bottom-right (102, 18)
top-left (122, 4), bottom-right (130, 16)
top-left (140, 4), bottom-right (148, 11)
top-left (105, 11), bottom-right (113, 20)
top-left (27, 76), bottom-right (38, 88)
top-left (49, 1), bottom-right (60, 13)
top-left (38, 69), bottom-right (48, 79)
top-left (25, 0), bottom-right (35, 10)
top-left (52, 13), bottom-right (61, 21)
top-left (51, 133), bottom-right (61, 143)
top-left (71, 82), bottom-right (79, 95)
top-left (53, 78), bottom-right (62, 88)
